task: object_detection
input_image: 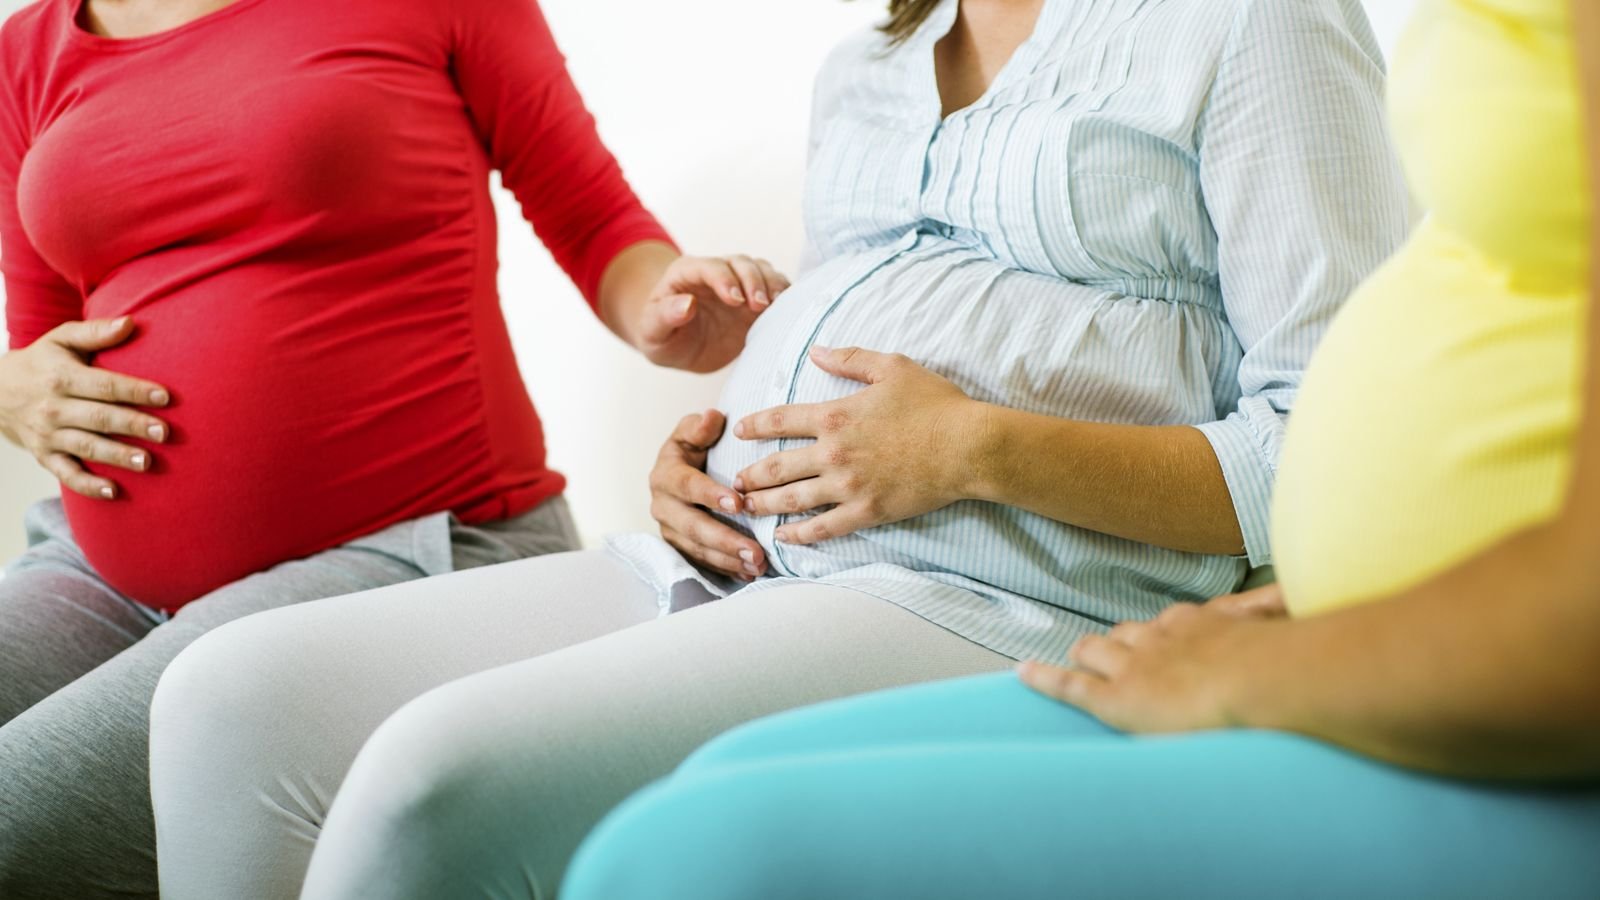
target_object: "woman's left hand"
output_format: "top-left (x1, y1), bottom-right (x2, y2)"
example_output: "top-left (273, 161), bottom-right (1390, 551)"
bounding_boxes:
top-left (732, 346), bottom-right (984, 545)
top-left (1018, 602), bottom-right (1282, 733)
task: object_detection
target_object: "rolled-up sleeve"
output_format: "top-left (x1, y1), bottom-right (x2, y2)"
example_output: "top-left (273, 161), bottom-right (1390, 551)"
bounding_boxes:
top-left (1193, 0), bottom-right (1410, 566)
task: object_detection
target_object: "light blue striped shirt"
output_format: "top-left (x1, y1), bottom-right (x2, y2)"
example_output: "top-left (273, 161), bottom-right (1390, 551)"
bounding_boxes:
top-left (610, 0), bottom-right (1408, 663)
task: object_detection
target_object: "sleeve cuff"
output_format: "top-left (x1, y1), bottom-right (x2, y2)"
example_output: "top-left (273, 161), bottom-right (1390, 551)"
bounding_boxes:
top-left (1194, 397), bottom-right (1284, 568)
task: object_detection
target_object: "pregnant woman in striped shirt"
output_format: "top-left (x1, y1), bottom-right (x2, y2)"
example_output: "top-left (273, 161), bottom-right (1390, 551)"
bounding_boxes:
top-left (0, 0), bottom-right (786, 895)
top-left (148, 1), bottom-right (1410, 896)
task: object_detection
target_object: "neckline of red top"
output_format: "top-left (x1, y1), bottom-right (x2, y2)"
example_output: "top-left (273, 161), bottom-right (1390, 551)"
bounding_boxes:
top-left (65, 0), bottom-right (273, 52)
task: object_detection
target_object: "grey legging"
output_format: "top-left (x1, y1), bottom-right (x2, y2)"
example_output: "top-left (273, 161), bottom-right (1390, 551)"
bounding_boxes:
top-left (148, 550), bottom-right (1010, 899)
top-left (0, 496), bottom-right (579, 900)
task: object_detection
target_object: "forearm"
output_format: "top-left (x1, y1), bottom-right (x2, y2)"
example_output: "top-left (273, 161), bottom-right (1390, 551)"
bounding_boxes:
top-left (966, 404), bottom-right (1245, 556)
top-left (1229, 520), bottom-right (1600, 781)
top-left (595, 240), bottom-right (679, 352)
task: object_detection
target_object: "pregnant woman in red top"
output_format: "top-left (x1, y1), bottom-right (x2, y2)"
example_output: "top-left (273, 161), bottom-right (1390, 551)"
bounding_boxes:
top-left (0, 0), bottom-right (786, 895)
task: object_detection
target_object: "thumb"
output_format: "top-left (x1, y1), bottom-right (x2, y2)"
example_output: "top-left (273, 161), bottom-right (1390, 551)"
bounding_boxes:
top-left (809, 345), bottom-right (890, 385)
top-left (639, 294), bottom-right (696, 346)
top-left (50, 317), bottom-right (135, 353)
top-left (692, 408), bottom-right (728, 446)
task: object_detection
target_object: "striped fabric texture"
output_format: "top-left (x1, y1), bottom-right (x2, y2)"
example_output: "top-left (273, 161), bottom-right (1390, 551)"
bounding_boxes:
top-left (608, 0), bottom-right (1410, 664)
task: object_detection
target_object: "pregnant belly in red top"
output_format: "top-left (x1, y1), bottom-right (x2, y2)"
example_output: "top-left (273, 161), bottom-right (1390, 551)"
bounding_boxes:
top-left (65, 267), bottom-right (553, 611)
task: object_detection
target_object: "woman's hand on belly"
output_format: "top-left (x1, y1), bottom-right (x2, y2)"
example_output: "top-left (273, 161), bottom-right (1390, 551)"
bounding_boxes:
top-left (0, 317), bottom-right (171, 500)
top-left (650, 409), bottom-right (767, 580)
top-left (732, 346), bottom-right (985, 545)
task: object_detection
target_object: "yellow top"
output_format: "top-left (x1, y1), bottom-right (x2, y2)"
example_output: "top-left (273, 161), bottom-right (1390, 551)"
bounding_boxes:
top-left (1271, 0), bottom-right (1589, 616)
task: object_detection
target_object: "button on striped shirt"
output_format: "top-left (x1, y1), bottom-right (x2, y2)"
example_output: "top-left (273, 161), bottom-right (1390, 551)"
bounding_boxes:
top-left (610, 0), bottom-right (1409, 663)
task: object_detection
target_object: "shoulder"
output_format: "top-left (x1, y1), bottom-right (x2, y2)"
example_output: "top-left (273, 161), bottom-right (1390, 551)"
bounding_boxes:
top-left (810, 23), bottom-right (900, 119)
top-left (1, 0), bottom-right (69, 133)
top-left (2, 0), bottom-right (67, 51)
top-left (1215, 0), bottom-right (1386, 64)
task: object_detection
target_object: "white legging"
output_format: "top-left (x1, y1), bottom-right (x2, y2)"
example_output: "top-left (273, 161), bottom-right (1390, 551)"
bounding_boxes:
top-left (148, 550), bottom-right (1009, 899)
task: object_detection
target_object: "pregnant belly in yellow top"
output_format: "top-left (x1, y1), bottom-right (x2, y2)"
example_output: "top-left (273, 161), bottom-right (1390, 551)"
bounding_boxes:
top-left (1271, 222), bottom-right (1584, 616)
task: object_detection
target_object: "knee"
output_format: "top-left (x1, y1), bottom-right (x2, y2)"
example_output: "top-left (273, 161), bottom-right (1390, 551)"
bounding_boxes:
top-left (564, 773), bottom-right (800, 900)
top-left (149, 614), bottom-right (309, 788)
top-left (304, 688), bottom-right (519, 897)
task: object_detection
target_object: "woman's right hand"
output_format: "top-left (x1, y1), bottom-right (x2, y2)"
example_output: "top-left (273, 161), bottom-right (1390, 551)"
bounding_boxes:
top-left (0, 317), bottom-right (171, 500)
top-left (649, 410), bottom-right (766, 581)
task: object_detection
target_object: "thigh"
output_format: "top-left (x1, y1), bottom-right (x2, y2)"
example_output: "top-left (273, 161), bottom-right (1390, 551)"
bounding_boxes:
top-left (566, 731), bottom-right (1600, 900)
top-left (0, 525), bottom-right (443, 900)
top-left (151, 549), bottom-right (659, 900)
top-left (0, 499), bottom-right (159, 723)
top-left (299, 584), bottom-right (1011, 900)
top-left (680, 671), bottom-right (1119, 776)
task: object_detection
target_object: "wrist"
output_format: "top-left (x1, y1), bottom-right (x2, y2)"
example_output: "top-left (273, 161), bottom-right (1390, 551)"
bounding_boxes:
top-left (951, 399), bottom-right (1004, 503)
top-left (597, 241), bottom-right (679, 346)
top-left (1212, 617), bottom-right (1310, 732)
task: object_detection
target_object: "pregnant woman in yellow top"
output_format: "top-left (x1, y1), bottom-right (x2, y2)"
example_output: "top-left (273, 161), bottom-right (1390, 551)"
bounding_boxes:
top-left (561, 1), bottom-right (1600, 897)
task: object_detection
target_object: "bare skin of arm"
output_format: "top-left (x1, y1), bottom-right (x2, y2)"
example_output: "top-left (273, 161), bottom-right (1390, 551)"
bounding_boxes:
top-left (1024, 0), bottom-right (1600, 781)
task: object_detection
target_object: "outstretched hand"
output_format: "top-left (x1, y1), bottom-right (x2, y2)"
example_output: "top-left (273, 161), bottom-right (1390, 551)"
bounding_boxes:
top-left (635, 255), bottom-right (790, 373)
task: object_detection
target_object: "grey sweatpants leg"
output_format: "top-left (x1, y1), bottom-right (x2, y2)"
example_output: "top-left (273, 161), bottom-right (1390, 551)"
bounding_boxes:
top-left (149, 551), bottom-right (1011, 900)
top-left (0, 500), bottom-right (164, 724)
top-left (0, 497), bottom-right (578, 900)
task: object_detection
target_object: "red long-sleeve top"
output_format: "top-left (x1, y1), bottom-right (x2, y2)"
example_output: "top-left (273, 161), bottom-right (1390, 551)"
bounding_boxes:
top-left (0, 0), bottom-right (672, 611)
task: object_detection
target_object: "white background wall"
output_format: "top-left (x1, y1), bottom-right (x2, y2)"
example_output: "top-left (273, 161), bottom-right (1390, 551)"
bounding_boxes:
top-left (0, 0), bottom-right (1418, 563)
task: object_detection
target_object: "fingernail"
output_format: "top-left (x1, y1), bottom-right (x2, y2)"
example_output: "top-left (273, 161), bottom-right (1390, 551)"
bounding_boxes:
top-left (730, 287), bottom-right (745, 302)
top-left (733, 476), bottom-right (745, 492)
top-left (743, 563), bottom-right (761, 576)
top-left (753, 290), bottom-right (769, 307)
top-left (131, 453), bottom-right (146, 470)
top-left (100, 485), bottom-right (114, 499)
top-left (811, 345), bottom-right (832, 355)
top-left (674, 296), bottom-right (693, 316)
top-left (718, 496), bottom-right (737, 513)
top-left (744, 497), bottom-right (758, 513)
top-left (734, 422), bottom-right (746, 439)
top-left (738, 549), bottom-right (755, 563)
top-left (113, 317), bottom-right (130, 329)
top-left (774, 529), bottom-right (790, 544)
top-left (150, 389), bottom-right (169, 406)
top-left (147, 424), bottom-right (166, 441)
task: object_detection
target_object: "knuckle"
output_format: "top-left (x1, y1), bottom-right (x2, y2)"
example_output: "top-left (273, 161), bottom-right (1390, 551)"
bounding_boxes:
top-left (45, 371), bottom-right (71, 395)
top-left (767, 411), bottom-right (784, 432)
top-left (89, 408), bottom-right (113, 432)
top-left (820, 410), bottom-right (850, 435)
top-left (95, 375), bottom-right (118, 399)
top-left (673, 469), bottom-right (698, 498)
top-left (36, 399), bottom-right (61, 427)
top-left (1159, 603), bottom-right (1198, 624)
top-left (688, 519), bottom-right (712, 546)
top-left (765, 457), bottom-right (783, 480)
top-left (862, 495), bottom-right (887, 520)
top-left (839, 472), bottom-right (865, 494)
top-left (810, 520), bottom-right (833, 541)
top-left (783, 490), bottom-right (802, 513)
top-left (824, 445), bottom-right (851, 468)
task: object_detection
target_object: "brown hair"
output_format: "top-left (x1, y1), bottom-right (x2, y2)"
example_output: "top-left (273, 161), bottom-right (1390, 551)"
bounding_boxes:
top-left (879, 0), bottom-right (942, 46)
